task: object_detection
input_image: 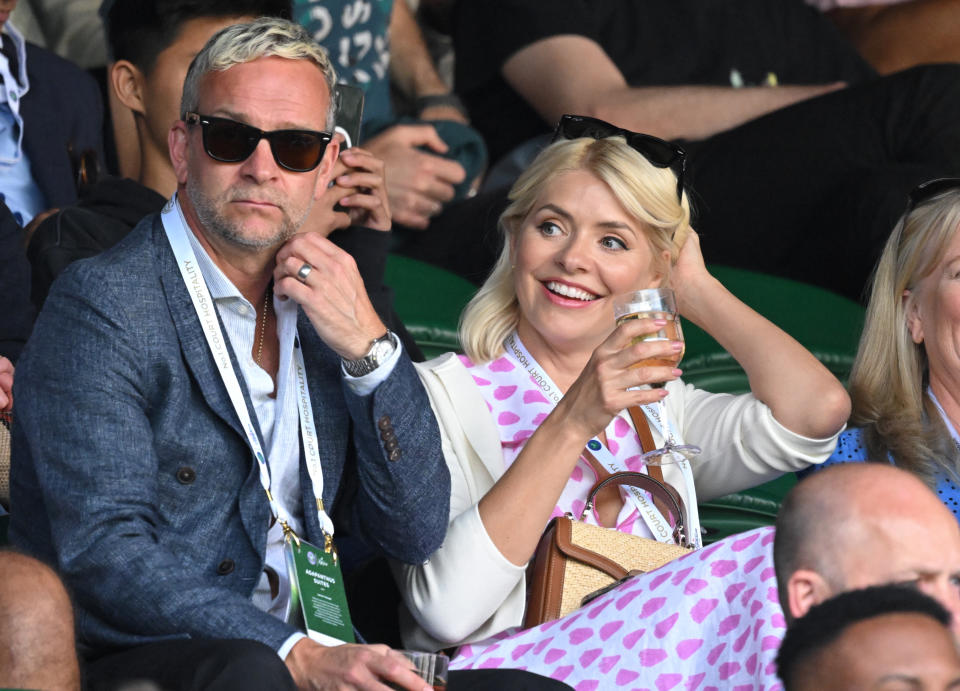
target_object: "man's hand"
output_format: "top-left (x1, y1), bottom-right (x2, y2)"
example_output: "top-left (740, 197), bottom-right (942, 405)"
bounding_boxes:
top-left (274, 233), bottom-right (386, 360)
top-left (285, 639), bottom-right (430, 691)
top-left (0, 356), bottom-right (13, 412)
top-left (365, 124), bottom-right (466, 229)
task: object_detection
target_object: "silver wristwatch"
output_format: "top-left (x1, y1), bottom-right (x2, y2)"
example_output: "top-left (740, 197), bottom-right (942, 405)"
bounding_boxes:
top-left (342, 330), bottom-right (398, 377)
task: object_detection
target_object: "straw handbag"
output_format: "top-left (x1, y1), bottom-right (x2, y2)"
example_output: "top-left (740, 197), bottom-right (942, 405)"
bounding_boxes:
top-left (524, 470), bottom-right (693, 627)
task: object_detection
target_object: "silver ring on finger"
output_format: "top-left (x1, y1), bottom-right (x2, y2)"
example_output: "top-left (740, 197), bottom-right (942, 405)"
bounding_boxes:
top-left (296, 262), bottom-right (313, 283)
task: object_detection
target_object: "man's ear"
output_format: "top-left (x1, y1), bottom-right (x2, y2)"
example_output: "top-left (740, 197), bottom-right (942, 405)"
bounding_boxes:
top-left (786, 569), bottom-right (834, 621)
top-left (111, 60), bottom-right (148, 116)
top-left (904, 289), bottom-right (925, 345)
top-left (313, 139), bottom-right (341, 201)
top-left (168, 121), bottom-right (190, 186)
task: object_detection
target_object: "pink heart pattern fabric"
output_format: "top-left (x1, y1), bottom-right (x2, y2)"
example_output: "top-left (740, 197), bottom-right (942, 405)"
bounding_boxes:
top-left (451, 526), bottom-right (785, 689)
top-left (461, 354), bottom-right (660, 536)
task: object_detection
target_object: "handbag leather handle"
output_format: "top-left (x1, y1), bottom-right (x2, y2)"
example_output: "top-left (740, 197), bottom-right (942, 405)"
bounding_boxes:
top-left (583, 471), bottom-right (688, 546)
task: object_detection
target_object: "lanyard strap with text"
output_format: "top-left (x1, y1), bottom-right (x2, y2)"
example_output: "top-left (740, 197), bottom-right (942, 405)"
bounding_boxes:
top-left (639, 402), bottom-right (702, 548)
top-left (161, 195), bottom-right (335, 543)
top-left (504, 332), bottom-right (679, 544)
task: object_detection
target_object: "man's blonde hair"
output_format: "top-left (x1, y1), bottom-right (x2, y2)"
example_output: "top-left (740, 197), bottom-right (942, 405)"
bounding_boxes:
top-left (180, 16), bottom-right (337, 129)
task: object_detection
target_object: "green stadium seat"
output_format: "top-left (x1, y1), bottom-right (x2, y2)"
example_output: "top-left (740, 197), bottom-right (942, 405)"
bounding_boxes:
top-left (385, 255), bottom-right (477, 359)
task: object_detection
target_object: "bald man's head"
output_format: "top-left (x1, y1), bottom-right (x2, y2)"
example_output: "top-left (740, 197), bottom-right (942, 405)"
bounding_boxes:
top-left (774, 464), bottom-right (960, 631)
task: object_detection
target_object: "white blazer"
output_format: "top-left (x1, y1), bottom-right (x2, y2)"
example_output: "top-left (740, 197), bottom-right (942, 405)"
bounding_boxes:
top-left (393, 352), bottom-right (840, 652)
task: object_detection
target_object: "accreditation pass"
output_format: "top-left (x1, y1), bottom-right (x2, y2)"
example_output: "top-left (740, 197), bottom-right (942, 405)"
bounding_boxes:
top-left (285, 538), bottom-right (355, 646)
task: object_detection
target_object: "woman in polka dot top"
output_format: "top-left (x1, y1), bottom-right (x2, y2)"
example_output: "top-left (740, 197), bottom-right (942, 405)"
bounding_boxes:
top-left (808, 180), bottom-right (960, 518)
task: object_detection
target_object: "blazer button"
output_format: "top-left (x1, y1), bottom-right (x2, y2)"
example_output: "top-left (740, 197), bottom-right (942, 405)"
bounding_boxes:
top-left (388, 448), bottom-right (402, 462)
top-left (217, 559), bottom-right (235, 575)
top-left (380, 429), bottom-right (397, 443)
top-left (377, 415), bottom-right (392, 430)
top-left (384, 439), bottom-right (399, 452)
top-left (176, 467), bottom-right (196, 484)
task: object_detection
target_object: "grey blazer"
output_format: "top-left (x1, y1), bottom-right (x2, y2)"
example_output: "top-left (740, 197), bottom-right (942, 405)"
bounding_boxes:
top-left (9, 214), bottom-right (449, 653)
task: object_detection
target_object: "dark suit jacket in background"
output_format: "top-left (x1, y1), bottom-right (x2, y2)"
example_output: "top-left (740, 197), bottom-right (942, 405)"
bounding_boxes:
top-left (9, 213), bottom-right (449, 654)
top-left (20, 42), bottom-right (103, 208)
top-left (0, 200), bottom-right (34, 362)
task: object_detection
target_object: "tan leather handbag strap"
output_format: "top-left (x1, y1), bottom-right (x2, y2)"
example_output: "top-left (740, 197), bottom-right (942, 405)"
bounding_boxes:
top-left (578, 458), bottom-right (688, 546)
top-left (626, 405), bottom-right (662, 483)
top-left (625, 406), bottom-right (675, 521)
top-left (587, 472), bottom-right (686, 525)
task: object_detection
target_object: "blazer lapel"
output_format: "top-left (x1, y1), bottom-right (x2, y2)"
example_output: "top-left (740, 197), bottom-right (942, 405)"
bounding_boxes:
top-left (155, 218), bottom-right (245, 437)
top-left (434, 353), bottom-right (504, 484)
top-left (154, 218), bottom-right (272, 554)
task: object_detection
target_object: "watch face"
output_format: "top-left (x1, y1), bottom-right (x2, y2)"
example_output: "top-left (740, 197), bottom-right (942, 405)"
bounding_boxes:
top-left (371, 335), bottom-right (396, 364)
top-left (344, 332), bottom-right (396, 377)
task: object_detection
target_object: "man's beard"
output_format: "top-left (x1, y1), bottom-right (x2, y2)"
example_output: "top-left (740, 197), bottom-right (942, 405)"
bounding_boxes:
top-left (187, 177), bottom-right (312, 250)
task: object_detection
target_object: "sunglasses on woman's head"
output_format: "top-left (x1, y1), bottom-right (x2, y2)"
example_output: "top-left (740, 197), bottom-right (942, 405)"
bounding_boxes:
top-left (552, 114), bottom-right (687, 203)
top-left (907, 177), bottom-right (960, 213)
top-left (184, 112), bottom-right (333, 173)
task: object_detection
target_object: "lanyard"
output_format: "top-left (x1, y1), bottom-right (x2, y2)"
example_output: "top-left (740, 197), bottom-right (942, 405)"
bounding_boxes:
top-left (503, 332), bottom-right (684, 545)
top-left (928, 388), bottom-right (960, 454)
top-left (161, 195), bottom-right (335, 546)
top-left (639, 401), bottom-right (702, 548)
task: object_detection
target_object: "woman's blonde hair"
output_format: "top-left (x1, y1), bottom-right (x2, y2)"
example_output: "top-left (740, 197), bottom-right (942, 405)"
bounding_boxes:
top-left (849, 187), bottom-right (960, 482)
top-left (460, 136), bottom-right (691, 363)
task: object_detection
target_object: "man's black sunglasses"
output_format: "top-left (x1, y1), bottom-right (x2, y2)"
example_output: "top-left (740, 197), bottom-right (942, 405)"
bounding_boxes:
top-left (907, 177), bottom-right (960, 213)
top-left (184, 112), bottom-right (333, 173)
top-left (552, 114), bottom-right (686, 203)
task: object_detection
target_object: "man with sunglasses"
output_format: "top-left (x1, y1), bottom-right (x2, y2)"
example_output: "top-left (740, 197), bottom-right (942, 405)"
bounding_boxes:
top-left (10, 16), bottom-right (564, 691)
top-left (27, 1), bottom-right (424, 364)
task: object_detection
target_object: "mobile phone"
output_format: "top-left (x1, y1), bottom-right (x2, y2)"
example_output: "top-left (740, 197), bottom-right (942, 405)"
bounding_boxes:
top-left (333, 83), bottom-right (365, 149)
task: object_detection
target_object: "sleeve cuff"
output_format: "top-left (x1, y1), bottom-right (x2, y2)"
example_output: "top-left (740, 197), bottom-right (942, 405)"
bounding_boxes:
top-left (278, 631), bottom-right (308, 660)
top-left (341, 338), bottom-right (404, 396)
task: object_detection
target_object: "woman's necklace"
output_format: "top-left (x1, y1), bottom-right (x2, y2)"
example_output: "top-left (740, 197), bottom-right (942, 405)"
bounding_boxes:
top-left (255, 287), bottom-right (270, 367)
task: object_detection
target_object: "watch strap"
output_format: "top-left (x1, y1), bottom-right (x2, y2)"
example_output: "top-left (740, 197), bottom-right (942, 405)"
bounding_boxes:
top-left (342, 331), bottom-right (397, 377)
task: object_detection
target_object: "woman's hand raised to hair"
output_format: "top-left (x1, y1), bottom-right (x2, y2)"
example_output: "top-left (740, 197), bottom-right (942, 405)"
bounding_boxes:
top-left (668, 228), bottom-right (719, 321)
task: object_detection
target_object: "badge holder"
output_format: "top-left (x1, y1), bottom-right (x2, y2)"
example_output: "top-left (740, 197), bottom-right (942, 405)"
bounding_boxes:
top-left (283, 525), bottom-right (355, 646)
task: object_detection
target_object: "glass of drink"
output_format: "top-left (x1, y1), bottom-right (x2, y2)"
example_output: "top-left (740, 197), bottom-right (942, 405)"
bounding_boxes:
top-left (613, 288), bottom-right (701, 467)
top-left (613, 288), bottom-right (683, 374)
top-left (389, 651), bottom-right (448, 690)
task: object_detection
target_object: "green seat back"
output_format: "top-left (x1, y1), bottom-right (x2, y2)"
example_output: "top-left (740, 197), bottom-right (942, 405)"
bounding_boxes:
top-left (385, 255), bottom-right (477, 359)
top-left (686, 267), bottom-right (864, 542)
top-left (682, 266), bottom-right (864, 393)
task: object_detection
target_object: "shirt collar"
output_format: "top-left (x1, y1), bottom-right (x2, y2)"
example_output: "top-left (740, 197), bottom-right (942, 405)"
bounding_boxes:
top-left (0, 23), bottom-right (29, 93)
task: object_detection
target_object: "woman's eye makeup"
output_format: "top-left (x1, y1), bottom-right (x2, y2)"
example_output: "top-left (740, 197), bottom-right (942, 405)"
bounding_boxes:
top-left (600, 235), bottom-right (627, 250)
top-left (538, 220), bottom-right (563, 236)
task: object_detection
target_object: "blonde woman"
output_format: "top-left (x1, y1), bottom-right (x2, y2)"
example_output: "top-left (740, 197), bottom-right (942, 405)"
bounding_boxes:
top-left (393, 116), bottom-right (850, 687)
top-left (811, 179), bottom-right (960, 511)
